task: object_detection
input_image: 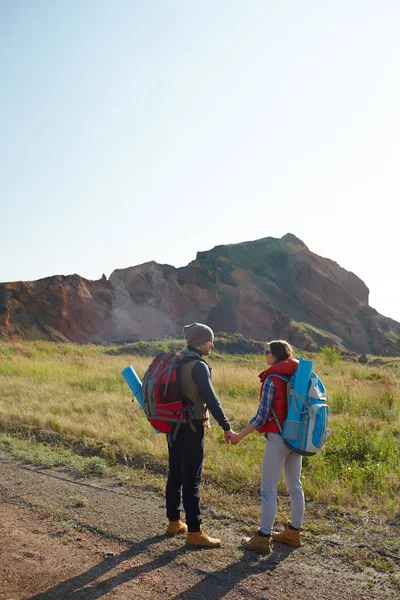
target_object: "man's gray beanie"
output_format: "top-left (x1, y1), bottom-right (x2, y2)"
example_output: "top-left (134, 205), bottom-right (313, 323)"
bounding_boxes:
top-left (183, 322), bottom-right (214, 347)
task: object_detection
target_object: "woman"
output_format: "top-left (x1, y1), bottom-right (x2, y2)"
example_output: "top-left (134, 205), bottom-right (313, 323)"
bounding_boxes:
top-left (229, 340), bottom-right (305, 554)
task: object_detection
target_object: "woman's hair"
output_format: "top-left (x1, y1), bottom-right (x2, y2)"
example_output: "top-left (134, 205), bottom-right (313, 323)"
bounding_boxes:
top-left (265, 340), bottom-right (293, 362)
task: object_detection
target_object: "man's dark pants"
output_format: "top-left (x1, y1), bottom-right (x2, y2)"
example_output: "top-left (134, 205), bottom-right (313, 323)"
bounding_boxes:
top-left (166, 423), bottom-right (204, 532)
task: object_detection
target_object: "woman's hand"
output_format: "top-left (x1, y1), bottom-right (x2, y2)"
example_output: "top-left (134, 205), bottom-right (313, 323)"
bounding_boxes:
top-left (229, 433), bottom-right (242, 445)
top-left (224, 429), bottom-right (236, 443)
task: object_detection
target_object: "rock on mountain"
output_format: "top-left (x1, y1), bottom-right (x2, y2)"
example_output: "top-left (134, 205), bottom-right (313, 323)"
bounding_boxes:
top-left (1, 234), bottom-right (399, 355)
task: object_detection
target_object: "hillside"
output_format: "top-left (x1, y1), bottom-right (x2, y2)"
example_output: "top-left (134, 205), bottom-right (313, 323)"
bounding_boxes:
top-left (1, 233), bottom-right (399, 355)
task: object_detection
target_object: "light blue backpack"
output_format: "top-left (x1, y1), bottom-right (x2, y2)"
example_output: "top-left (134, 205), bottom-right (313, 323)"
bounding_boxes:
top-left (271, 358), bottom-right (329, 456)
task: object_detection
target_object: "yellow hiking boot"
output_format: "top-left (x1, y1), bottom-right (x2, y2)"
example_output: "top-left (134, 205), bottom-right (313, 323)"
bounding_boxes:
top-left (243, 532), bottom-right (271, 554)
top-left (186, 526), bottom-right (221, 548)
top-left (271, 526), bottom-right (301, 547)
top-left (166, 518), bottom-right (188, 537)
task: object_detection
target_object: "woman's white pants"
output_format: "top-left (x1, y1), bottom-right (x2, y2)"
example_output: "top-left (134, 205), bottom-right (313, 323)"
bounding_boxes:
top-left (260, 433), bottom-right (305, 534)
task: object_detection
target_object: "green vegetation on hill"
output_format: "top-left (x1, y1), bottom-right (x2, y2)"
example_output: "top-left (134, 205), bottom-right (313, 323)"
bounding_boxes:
top-left (194, 236), bottom-right (292, 284)
top-left (105, 333), bottom-right (265, 358)
top-left (0, 340), bottom-right (399, 519)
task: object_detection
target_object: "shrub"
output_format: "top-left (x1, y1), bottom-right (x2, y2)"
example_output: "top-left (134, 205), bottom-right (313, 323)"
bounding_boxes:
top-left (84, 457), bottom-right (107, 475)
top-left (330, 387), bottom-right (352, 413)
top-left (71, 494), bottom-right (88, 508)
top-left (381, 388), bottom-right (396, 410)
top-left (321, 345), bottom-right (342, 367)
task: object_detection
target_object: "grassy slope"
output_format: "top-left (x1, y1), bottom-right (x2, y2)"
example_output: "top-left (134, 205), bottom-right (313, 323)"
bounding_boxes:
top-left (0, 340), bottom-right (399, 518)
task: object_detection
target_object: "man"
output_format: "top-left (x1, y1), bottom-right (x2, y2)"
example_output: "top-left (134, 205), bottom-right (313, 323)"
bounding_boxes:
top-left (166, 322), bottom-right (234, 548)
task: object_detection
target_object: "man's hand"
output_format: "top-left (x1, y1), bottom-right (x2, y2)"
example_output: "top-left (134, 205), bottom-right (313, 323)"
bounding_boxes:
top-left (224, 429), bottom-right (236, 443)
top-left (228, 433), bottom-right (242, 445)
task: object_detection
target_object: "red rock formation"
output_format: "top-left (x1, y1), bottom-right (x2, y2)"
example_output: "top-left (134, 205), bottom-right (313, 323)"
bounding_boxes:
top-left (0, 275), bottom-right (113, 343)
top-left (1, 234), bottom-right (399, 355)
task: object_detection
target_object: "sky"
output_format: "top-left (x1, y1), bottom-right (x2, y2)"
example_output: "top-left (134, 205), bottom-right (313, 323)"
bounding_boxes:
top-left (1, 0), bottom-right (400, 321)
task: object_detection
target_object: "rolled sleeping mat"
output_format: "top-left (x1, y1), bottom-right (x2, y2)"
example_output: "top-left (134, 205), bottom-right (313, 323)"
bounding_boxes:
top-left (120, 365), bottom-right (160, 433)
top-left (292, 358), bottom-right (313, 407)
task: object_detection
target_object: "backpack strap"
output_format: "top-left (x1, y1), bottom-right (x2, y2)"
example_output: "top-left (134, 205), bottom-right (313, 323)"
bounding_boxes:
top-left (269, 374), bottom-right (309, 436)
top-left (166, 353), bottom-right (208, 439)
top-left (178, 353), bottom-right (208, 366)
top-left (290, 390), bottom-right (309, 413)
top-left (270, 407), bottom-right (283, 433)
top-left (176, 354), bottom-right (207, 410)
top-left (267, 374), bottom-right (292, 433)
top-left (167, 405), bottom-right (197, 444)
top-left (262, 374), bottom-right (287, 433)
top-left (270, 374), bottom-right (308, 412)
top-left (269, 374), bottom-right (289, 383)
top-left (163, 359), bottom-right (178, 396)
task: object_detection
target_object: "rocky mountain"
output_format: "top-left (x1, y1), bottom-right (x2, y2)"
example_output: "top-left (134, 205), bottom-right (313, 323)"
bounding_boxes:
top-left (1, 234), bottom-right (399, 355)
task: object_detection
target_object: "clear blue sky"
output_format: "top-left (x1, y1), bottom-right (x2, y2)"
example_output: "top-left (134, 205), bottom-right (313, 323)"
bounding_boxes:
top-left (1, 1), bottom-right (400, 321)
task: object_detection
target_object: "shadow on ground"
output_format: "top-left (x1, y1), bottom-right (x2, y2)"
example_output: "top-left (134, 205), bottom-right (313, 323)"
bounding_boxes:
top-left (170, 547), bottom-right (295, 600)
top-left (26, 534), bottom-right (295, 600)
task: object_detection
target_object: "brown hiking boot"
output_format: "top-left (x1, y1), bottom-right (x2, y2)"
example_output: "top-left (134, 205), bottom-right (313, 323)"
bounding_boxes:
top-left (166, 518), bottom-right (188, 537)
top-left (186, 526), bottom-right (221, 548)
top-left (271, 526), bottom-right (301, 547)
top-left (243, 532), bottom-right (271, 554)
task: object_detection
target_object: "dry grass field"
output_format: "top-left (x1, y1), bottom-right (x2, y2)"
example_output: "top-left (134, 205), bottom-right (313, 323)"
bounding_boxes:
top-left (0, 340), bottom-right (399, 519)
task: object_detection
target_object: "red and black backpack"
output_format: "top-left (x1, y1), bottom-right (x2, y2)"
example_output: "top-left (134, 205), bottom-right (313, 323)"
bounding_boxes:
top-left (141, 352), bottom-right (200, 439)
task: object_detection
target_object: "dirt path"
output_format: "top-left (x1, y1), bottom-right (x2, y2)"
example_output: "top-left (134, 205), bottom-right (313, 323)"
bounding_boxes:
top-left (0, 453), bottom-right (398, 600)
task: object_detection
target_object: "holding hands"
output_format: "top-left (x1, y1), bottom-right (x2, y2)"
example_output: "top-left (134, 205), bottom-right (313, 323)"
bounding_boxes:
top-left (224, 429), bottom-right (236, 443)
top-left (228, 433), bottom-right (242, 445)
top-left (223, 429), bottom-right (242, 445)
top-left (225, 423), bottom-right (256, 445)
